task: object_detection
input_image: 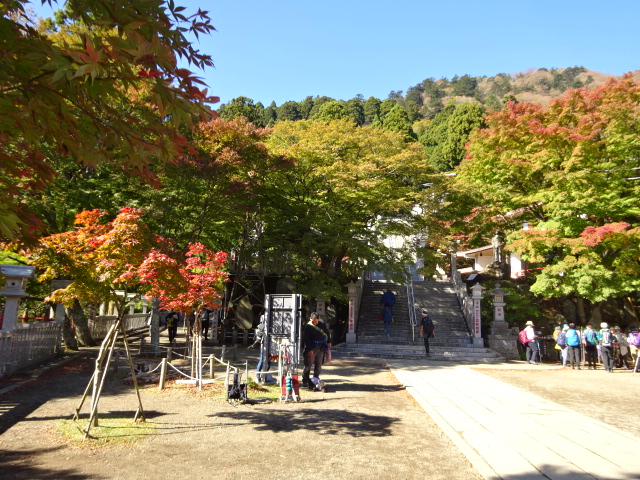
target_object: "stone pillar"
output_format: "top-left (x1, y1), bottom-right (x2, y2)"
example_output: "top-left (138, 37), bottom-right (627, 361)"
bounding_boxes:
top-left (149, 298), bottom-right (161, 356)
top-left (346, 281), bottom-right (357, 344)
top-left (0, 265), bottom-right (35, 331)
top-left (470, 283), bottom-right (485, 347)
top-left (487, 283), bottom-right (519, 360)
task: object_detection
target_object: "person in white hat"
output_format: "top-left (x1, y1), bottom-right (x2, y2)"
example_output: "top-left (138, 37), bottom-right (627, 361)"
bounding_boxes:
top-left (524, 320), bottom-right (539, 364)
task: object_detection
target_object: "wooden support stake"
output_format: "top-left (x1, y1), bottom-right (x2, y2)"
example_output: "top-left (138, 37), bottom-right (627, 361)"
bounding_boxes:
top-left (159, 357), bottom-right (167, 391)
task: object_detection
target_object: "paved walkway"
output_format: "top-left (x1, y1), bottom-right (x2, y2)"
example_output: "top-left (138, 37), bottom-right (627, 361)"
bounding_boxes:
top-left (387, 359), bottom-right (640, 480)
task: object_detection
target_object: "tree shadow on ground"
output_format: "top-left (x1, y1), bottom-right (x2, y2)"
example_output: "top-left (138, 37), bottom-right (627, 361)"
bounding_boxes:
top-left (0, 447), bottom-right (101, 480)
top-left (213, 408), bottom-right (399, 436)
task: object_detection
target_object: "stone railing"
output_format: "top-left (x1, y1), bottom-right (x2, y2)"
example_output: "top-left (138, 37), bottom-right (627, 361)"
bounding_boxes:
top-left (451, 270), bottom-right (474, 335)
top-left (0, 321), bottom-right (63, 378)
top-left (90, 313), bottom-right (149, 341)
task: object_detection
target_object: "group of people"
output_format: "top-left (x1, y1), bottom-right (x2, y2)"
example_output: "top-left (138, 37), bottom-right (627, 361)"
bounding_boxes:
top-left (162, 309), bottom-right (214, 344)
top-left (523, 320), bottom-right (640, 371)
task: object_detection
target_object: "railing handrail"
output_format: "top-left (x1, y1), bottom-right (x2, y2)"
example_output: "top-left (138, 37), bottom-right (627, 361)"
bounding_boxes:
top-left (406, 281), bottom-right (417, 342)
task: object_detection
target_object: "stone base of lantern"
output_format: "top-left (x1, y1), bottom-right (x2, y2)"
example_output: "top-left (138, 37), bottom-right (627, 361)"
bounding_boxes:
top-left (487, 322), bottom-right (519, 360)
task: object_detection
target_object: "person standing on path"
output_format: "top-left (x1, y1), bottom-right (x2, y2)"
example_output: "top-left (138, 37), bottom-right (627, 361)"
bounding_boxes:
top-left (583, 324), bottom-right (598, 369)
top-left (627, 326), bottom-right (640, 369)
top-left (524, 320), bottom-right (539, 364)
top-left (419, 311), bottom-right (435, 357)
top-left (598, 322), bottom-right (616, 372)
top-left (302, 312), bottom-right (331, 389)
top-left (566, 323), bottom-right (582, 369)
top-left (380, 286), bottom-right (396, 338)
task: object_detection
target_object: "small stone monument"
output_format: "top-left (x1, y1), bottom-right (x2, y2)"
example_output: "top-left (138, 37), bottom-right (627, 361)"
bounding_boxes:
top-left (0, 265), bottom-right (36, 331)
top-left (486, 283), bottom-right (519, 360)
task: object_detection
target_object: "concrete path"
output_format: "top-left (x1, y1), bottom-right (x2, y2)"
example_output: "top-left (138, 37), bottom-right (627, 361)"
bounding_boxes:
top-left (387, 359), bottom-right (640, 480)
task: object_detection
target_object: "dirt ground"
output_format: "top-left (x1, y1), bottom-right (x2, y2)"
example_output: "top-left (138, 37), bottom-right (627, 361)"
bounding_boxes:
top-left (0, 351), bottom-right (482, 480)
top-left (0, 350), bottom-right (638, 480)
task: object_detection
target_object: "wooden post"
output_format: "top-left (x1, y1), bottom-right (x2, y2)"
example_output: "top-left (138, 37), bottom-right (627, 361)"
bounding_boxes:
top-left (158, 357), bottom-right (167, 391)
top-left (208, 354), bottom-right (214, 379)
top-left (167, 347), bottom-right (172, 363)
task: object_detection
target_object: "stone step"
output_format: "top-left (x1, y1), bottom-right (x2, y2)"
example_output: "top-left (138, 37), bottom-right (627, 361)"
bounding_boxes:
top-left (333, 343), bottom-right (504, 363)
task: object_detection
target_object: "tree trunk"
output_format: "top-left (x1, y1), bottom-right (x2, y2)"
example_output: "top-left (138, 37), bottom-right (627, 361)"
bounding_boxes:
top-left (69, 299), bottom-right (97, 347)
top-left (62, 314), bottom-right (79, 351)
top-left (576, 297), bottom-right (588, 325)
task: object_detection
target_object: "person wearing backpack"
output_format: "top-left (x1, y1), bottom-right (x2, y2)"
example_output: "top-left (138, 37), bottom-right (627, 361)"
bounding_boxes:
top-left (613, 327), bottom-right (630, 369)
top-left (627, 326), bottom-right (640, 370)
top-left (597, 322), bottom-right (616, 373)
top-left (554, 325), bottom-right (568, 367)
top-left (565, 323), bottom-right (582, 369)
top-left (523, 320), bottom-right (539, 364)
top-left (419, 311), bottom-right (435, 357)
top-left (582, 324), bottom-right (598, 370)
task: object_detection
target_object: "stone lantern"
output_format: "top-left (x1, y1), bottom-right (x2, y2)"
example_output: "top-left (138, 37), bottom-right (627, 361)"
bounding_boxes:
top-left (486, 282), bottom-right (519, 360)
top-left (346, 282), bottom-right (357, 344)
top-left (0, 265), bottom-right (36, 331)
top-left (491, 282), bottom-right (508, 326)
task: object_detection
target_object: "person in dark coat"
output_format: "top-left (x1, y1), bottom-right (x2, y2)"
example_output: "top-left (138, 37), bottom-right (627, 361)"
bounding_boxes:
top-left (302, 312), bottom-right (331, 389)
top-left (419, 311), bottom-right (435, 357)
top-left (380, 286), bottom-right (396, 337)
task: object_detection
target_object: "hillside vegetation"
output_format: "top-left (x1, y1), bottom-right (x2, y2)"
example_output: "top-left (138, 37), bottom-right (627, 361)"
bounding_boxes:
top-left (218, 67), bottom-right (640, 172)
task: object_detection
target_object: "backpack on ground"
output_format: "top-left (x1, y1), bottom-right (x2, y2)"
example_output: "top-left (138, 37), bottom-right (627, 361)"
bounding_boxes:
top-left (518, 330), bottom-right (530, 344)
top-left (556, 331), bottom-right (567, 347)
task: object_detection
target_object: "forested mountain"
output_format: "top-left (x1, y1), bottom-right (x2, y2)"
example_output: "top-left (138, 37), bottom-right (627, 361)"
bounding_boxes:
top-left (218, 67), bottom-right (640, 173)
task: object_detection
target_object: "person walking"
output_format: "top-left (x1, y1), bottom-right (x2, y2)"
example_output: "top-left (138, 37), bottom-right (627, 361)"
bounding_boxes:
top-left (166, 311), bottom-right (179, 344)
top-left (524, 320), bottom-right (539, 364)
top-left (565, 323), bottom-right (582, 369)
top-left (583, 324), bottom-right (598, 369)
top-left (613, 327), bottom-right (630, 369)
top-left (627, 326), bottom-right (640, 371)
top-left (380, 286), bottom-right (396, 338)
top-left (302, 312), bottom-right (331, 390)
top-left (598, 322), bottom-right (616, 373)
top-left (555, 325), bottom-right (569, 367)
top-left (201, 309), bottom-right (211, 340)
top-left (419, 311), bottom-right (435, 357)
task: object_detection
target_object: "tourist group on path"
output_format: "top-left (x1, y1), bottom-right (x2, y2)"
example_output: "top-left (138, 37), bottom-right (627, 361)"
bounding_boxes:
top-left (521, 320), bottom-right (640, 371)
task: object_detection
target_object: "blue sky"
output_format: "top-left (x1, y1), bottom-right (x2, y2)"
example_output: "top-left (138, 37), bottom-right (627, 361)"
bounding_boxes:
top-left (31, 0), bottom-right (640, 106)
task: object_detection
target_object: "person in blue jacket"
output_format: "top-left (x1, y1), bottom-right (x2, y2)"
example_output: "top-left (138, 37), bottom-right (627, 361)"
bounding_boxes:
top-left (565, 323), bottom-right (582, 369)
top-left (380, 286), bottom-right (396, 337)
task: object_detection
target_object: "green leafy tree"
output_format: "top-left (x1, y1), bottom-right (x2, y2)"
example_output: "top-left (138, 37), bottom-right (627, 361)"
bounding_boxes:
top-left (1, 0), bottom-right (218, 241)
top-left (381, 104), bottom-right (416, 141)
top-left (218, 96), bottom-right (265, 126)
top-left (262, 119), bottom-right (433, 298)
top-left (451, 74), bottom-right (478, 97)
top-left (457, 76), bottom-right (640, 307)
top-left (263, 101), bottom-right (278, 125)
top-left (345, 97), bottom-right (365, 125)
top-left (277, 101), bottom-right (302, 121)
top-left (312, 101), bottom-right (350, 122)
top-left (363, 96), bottom-right (381, 125)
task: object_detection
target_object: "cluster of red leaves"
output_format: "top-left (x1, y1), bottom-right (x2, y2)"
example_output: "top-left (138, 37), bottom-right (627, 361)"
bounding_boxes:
top-left (140, 242), bottom-right (228, 315)
top-left (580, 222), bottom-right (630, 247)
top-left (29, 209), bottom-right (228, 314)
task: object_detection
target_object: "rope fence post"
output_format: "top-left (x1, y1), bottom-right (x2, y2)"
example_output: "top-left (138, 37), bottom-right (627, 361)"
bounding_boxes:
top-left (159, 357), bottom-right (167, 391)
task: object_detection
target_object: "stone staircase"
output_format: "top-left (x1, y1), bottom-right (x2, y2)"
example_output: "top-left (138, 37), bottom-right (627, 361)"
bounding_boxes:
top-left (333, 279), bottom-right (505, 363)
